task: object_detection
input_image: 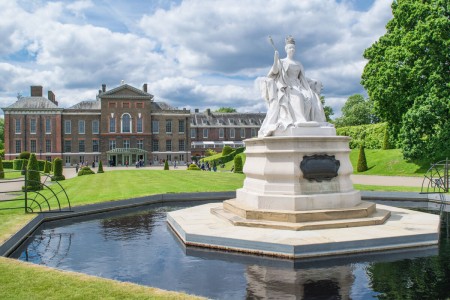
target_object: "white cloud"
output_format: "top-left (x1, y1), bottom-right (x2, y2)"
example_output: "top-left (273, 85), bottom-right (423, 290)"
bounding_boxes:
top-left (0, 0), bottom-right (392, 115)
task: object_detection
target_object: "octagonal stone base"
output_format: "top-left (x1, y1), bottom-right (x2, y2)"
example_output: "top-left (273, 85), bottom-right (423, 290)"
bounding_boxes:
top-left (167, 203), bottom-right (440, 259)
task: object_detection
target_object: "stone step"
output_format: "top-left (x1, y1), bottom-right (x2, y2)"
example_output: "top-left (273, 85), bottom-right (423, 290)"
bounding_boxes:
top-left (223, 199), bottom-right (377, 223)
top-left (211, 205), bottom-right (391, 231)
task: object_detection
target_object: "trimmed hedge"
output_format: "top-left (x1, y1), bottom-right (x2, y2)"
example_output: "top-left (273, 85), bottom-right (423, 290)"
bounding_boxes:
top-left (188, 164), bottom-right (201, 171)
top-left (336, 122), bottom-right (388, 149)
top-left (0, 157), bottom-right (4, 179)
top-left (2, 160), bottom-right (13, 169)
top-left (233, 155), bottom-right (243, 173)
top-left (222, 145), bottom-right (233, 156)
top-left (78, 166), bottom-right (95, 176)
top-left (164, 160), bottom-right (169, 170)
top-left (203, 147), bottom-right (245, 167)
top-left (19, 151), bottom-right (31, 159)
top-left (23, 154), bottom-right (42, 191)
top-left (51, 158), bottom-right (65, 181)
top-left (13, 159), bottom-right (26, 170)
top-left (44, 161), bottom-right (52, 173)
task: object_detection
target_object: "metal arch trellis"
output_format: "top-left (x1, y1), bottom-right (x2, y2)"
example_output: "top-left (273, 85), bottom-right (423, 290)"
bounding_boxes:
top-left (421, 158), bottom-right (449, 214)
top-left (0, 169), bottom-right (72, 213)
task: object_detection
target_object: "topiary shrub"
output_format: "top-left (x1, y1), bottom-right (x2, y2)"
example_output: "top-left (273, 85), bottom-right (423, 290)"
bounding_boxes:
top-left (188, 164), bottom-right (201, 171)
top-left (164, 160), bottom-right (169, 170)
top-left (233, 155), bottom-right (243, 173)
top-left (357, 145), bottom-right (368, 172)
top-left (44, 160), bottom-right (51, 174)
top-left (13, 159), bottom-right (25, 170)
top-left (21, 159), bottom-right (28, 175)
top-left (38, 160), bottom-right (46, 171)
top-left (222, 145), bottom-right (233, 156)
top-left (0, 157), bottom-right (4, 179)
top-left (78, 166), bottom-right (95, 176)
top-left (97, 160), bottom-right (104, 173)
top-left (23, 154), bottom-right (42, 191)
top-left (19, 151), bottom-right (31, 160)
top-left (51, 158), bottom-right (65, 181)
top-left (2, 160), bottom-right (13, 169)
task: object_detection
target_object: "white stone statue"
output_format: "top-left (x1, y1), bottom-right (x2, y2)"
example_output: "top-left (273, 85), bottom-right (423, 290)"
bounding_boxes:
top-left (258, 36), bottom-right (327, 137)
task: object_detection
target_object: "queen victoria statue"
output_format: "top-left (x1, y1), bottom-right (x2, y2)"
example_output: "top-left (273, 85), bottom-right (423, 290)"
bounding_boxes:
top-left (259, 36), bottom-right (328, 137)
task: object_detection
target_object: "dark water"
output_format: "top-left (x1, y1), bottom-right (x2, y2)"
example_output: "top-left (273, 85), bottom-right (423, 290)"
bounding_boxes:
top-left (11, 203), bottom-right (450, 300)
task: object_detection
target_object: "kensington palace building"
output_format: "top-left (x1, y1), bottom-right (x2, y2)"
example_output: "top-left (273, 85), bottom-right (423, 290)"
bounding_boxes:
top-left (2, 84), bottom-right (265, 166)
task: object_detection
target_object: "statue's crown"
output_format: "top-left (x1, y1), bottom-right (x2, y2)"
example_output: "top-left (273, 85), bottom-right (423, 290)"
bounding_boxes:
top-left (285, 35), bottom-right (295, 45)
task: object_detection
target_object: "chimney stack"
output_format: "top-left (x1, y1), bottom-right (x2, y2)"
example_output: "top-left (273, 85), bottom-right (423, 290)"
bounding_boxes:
top-left (31, 86), bottom-right (43, 97)
top-left (195, 108), bottom-right (199, 113)
top-left (206, 108), bottom-right (211, 116)
top-left (102, 84), bottom-right (106, 93)
top-left (142, 83), bottom-right (148, 93)
top-left (48, 91), bottom-right (56, 103)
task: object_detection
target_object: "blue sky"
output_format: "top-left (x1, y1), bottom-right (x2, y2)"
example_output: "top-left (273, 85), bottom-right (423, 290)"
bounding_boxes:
top-left (0, 0), bottom-right (393, 117)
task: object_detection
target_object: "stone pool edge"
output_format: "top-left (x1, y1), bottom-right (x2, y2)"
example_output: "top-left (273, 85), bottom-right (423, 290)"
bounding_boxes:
top-left (0, 191), bottom-right (234, 257)
top-left (1, 190), bottom-right (447, 257)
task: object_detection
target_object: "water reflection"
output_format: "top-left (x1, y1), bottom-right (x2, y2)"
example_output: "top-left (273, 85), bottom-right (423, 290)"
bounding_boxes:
top-left (10, 205), bottom-right (450, 300)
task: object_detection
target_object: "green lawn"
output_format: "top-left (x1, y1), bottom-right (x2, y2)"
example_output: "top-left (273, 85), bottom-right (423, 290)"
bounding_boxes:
top-left (349, 148), bottom-right (431, 176)
top-left (0, 257), bottom-right (203, 300)
top-left (0, 165), bottom-right (430, 299)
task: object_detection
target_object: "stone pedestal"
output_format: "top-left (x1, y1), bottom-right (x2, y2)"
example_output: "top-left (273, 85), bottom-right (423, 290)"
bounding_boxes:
top-left (167, 125), bottom-right (440, 258)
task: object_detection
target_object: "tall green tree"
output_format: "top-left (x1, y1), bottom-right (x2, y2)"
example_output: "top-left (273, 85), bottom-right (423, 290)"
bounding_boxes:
top-left (215, 107), bottom-right (237, 113)
top-left (334, 94), bottom-right (377, 127)
top-left (361, 0), bottom-right (449, 161)
top-left (320, 96), bottom-right (334, 123)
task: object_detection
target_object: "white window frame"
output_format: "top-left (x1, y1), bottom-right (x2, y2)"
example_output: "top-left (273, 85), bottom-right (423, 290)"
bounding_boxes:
top-left (79, 120), bottom-right (85, 134)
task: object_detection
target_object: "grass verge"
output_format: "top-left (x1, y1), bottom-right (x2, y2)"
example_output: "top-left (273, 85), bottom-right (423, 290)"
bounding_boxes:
top-left (0, 257), bottom-right (203, 300)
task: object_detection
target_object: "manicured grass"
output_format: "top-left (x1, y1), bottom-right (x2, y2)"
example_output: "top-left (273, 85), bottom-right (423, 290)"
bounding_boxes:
top-left (0, 257), bottom-right (203, 300)
top-left (349, 148), bottom-right (430, 176)
top-left (354, 184), bottom-right (423, 192)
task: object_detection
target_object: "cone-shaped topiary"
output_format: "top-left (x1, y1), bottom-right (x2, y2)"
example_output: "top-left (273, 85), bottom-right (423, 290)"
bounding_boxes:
top-left (97, 160), bottom-right (104, 173)
top-left (21, 159), bottom-right (28, 175)
top-left (24, 153), bottom-right (41, 191)
top-left (0, 157), bottom-right (4, 179)
top-left (44, 160), bottom-right (51, 174)
top-left (233, 155), bottom-right (243, 173)
top-left (164, 160), bottom-right (169, 170)
top-left (357, 145), bottom-right (368, 172)
top-left (19, 151), bottom-right (31, 160)
top-left (382, 128), bottom-right (390, 150)
top-left (51, 158), bottom-right (65, 181)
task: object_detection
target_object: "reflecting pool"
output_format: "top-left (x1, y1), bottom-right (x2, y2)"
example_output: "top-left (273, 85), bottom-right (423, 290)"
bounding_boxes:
top-left (10, 202), bottom-right (450, 299)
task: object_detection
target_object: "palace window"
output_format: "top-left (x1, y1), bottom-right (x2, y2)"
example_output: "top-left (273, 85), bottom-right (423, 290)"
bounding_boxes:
top-left (178, 120), bottom-right (185, 133)
top-left (137, 139), bottom-right (144, 149)
top-left (166, 140), bottom-right (172, 151)
top-left (45, 118), bottom-right (51, 134)
top-left (166, 120), bottom-right (172, 133)
top-left (30, 140), bottom-right (37, 153)
top-left (240, 128), bottom-right (245, 138)
top-left (123, 139), bottom-right (130, 149)
top-left (79, 120), bottom-right (85, 134)
top-left (137, 117), bottom-right (143, 133)
top-left (219, 128), bottom-right (224, 139)
top-left (109, 140), bottom-right (116, 150)
top-left (109, 117), bottom-right (116, 133)
top-left (179, 139), bottom-right (185, 151)
top-left (46, 139), bottom-right (51, 152)
top-left (92, 120), bottom-right (99, 134)
top-left (79, 140), bottom-right (85, 152)
top-left (152, 120), bottom-right (159, 134)
top-left (92, 140), bottom-right (99, 152)
top-left (152, 140), bottom-right (159, 151)
top-left (65, 120), bottom-right (71, 134)
top-left (190, 128), bottom-right (196, 139)
top-left (15, 119), bottom-right (21, 134)
top-left (203, 128), bottom-right (208, 138)
top-left (64, 140), bottom-right (72, 152)
top-left (121, 113), bottom-right (131, 133)
top-left (230, 128), bottom-right (235, 138)
top-left (15, 140), bottom-right (21, 153)
top-left (30, 119), bottom-right (36, 134)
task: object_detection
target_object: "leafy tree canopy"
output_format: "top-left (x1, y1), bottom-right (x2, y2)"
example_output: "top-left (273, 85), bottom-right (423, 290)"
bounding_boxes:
top-left (215, 107), bottom-right (237, 113)
top-left (320, 96), bottom-right (334, 123)
top-left (361, 0), bottom-right (449, 161)
top-left (334, 94), bottom-right (378, 127)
